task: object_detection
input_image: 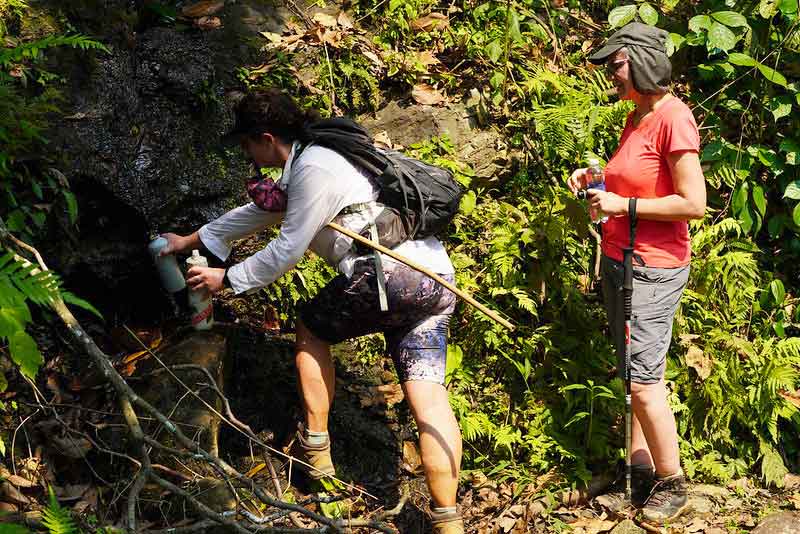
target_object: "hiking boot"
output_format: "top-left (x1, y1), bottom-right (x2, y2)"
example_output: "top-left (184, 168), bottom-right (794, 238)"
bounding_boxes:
top-left (431, 509), bottom-right (464, 534)
top-left (285, 426), bottom-right (336, 480)
top-left (640, 473), bottom-right (688, 524)
top-left (594, 464), bottom-right (655, 512)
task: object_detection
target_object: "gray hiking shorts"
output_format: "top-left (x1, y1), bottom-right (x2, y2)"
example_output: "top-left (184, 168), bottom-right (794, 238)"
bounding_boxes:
top-left (601, 256), bottom-right (689, 384)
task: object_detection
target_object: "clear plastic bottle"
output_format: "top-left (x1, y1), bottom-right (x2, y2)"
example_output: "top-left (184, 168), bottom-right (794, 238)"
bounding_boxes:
top-left (148, 236), bottom-right (187, 293)
top-left (586, 158), bottom-right (608, 224)
top-left (185, 250), bottom-right (214, 330)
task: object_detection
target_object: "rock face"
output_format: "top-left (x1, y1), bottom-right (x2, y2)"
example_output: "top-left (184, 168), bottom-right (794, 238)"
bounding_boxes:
top-left (752, 512), bottom-right (800, 534)
top-left (39, 0), bottom-right (288, 320)
top-left (135, 329), bottom-right (229, 457)
top-left (359, 100), bottom-right (521, 184)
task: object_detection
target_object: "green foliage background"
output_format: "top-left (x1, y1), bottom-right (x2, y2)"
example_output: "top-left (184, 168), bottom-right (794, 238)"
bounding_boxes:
top-left (2, 0), bottom-right (800, 495)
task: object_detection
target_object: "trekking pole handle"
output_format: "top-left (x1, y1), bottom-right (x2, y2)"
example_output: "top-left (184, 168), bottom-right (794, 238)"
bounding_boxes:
top-left (622, 198), bottom-right (638, 319)
top-left (326, 222), bottom-right (515, 332)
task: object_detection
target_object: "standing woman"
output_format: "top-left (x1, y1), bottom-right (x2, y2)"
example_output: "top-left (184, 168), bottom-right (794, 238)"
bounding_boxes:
top-left (568, 22), bottom-right (706, 523)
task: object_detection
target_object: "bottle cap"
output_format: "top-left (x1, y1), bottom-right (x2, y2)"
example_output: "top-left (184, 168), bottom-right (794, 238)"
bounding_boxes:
top-left (192, 250), bottom-right (200, 257)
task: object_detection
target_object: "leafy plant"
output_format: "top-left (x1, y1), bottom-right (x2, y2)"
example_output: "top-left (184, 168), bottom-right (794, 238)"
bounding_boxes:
top-left (42, 485), bottom-right (78, 534)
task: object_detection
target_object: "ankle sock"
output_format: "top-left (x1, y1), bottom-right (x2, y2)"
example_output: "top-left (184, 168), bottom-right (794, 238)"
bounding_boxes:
top-left (304, 429), bottom-right (329, 446)
top-left (655, 467), bottom-right (684, 479)
top-left (432, 506), bottom-right (458, 515)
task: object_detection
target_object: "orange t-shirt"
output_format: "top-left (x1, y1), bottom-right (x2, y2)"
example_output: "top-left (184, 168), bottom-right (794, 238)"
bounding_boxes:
top-left (601, 96), bottom-right (700, 268)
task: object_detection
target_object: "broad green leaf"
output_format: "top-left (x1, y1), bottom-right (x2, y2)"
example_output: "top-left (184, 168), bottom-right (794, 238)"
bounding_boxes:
top-left (561, 383), bottom-right (589, 392)
top-left (688, 15), bottom-right (712, 33)
top-left (770, 279), bottom-right (786, 304)
top-left (752, 184), bottom-right (767, 216)
top-left (485, 39), bottom-right (503, 63)
top-left (638, 3), bottom-right (659, 25)
top-left (739, 205), bottom-right (754, 233)
top-left (770, 96), bottom-right (793, 121)
top-left (509, 8), bottom-right (522, 43)
top-left (667, 33), bottom-right (685, 56)
top-left (489, 70), bottom-right (505, 90)
top-left (732, 182), bottom-right (749, 214)
top-left (774, 320), bottom-right (786, 337)
top-left (460, 190), bottom-right (476, 216)
top-left (608, 5), bottom-right (637, 28)
top-left (760, 0), bottom-right (780, 18)
top-left (757, 62), bottom-right (788, 87)
top-left (768, 214), bottom-right (785, 238)
top-left (0, 524), bottom-right (30, 534)
top-left (760, 440), bottom-right (788, 486)
top-left (784, 181), bottom-right (800, 200)
top-left (8, 330), bottom-right (43, 379)
top-left (707, 22), bottom-right (738, 51)
top-left (711, 11), bottom-right (749, 27)
top-left (793, 202), bottom-right (800, 227)
top-left (780, 139), bottom-right (800, 165)
top-left (62, 190), bottom-right (78, 225)
top-left (781, 0), bottom-right (799, 15)
top-left (727, 52), bottom-right (756, 66)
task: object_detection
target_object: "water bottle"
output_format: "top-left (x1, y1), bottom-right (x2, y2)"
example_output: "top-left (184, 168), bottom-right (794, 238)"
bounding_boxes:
top-left (185, 250), bottom-right (214, 330)
top-left (586, 158), bottom-right (608, 224)
top-left (148, 236), bottom-right (187, 293)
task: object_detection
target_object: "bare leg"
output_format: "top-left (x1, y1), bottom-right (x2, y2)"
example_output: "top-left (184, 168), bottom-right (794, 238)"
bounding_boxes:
top-left (631, 412), bottom-right (654, 467)
top-left (295, 319), bottom-right (335, 432)
top-left (403, 381), bottom-right (462, 508)
top-left (631, 379), bottom-right (680, 476)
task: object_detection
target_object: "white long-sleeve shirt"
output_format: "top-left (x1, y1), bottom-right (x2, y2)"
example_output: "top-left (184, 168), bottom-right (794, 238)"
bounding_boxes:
top-left (198, 142), bottom-right (454, 294)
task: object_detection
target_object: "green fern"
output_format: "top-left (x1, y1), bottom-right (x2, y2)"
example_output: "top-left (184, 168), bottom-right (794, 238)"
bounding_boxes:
top-left (0, 34), bottom-right (108, 68)
top-left (42, 486), bottom-right (78, 534)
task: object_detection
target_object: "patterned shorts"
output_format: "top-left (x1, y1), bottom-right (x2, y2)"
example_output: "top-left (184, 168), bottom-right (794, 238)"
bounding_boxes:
top-left (299, 258), bottom-right (456, 384)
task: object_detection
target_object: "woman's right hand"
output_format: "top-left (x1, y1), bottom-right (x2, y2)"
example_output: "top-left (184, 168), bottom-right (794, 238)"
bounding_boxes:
top-left (567, 168), bottom-right (589, 194)
top-left (159, 233), bottom-right (188, 256)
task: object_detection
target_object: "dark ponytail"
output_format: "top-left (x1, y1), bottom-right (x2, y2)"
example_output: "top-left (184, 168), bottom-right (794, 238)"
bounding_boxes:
top-left (233, 89), bottom-right (320, 144)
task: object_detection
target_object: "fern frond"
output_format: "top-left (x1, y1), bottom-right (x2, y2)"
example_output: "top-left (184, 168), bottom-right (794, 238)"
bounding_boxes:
top-left (42, 486), bottom-right (78, 534)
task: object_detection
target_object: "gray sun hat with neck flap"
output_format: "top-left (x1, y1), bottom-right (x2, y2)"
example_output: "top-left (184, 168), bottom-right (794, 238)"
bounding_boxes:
top-left (588, 21), bottom-right (672, 95)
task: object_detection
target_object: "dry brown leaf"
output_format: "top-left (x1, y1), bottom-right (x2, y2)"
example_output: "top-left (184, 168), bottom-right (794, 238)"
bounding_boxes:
top-left (73, 500), bottom-right (92, 513)
top-left (705, 529), bottom-right (726, 534)
top-left (411, 13), bottom-right (449, 32)
top-left (337, 11), bottom-right (354, 29)
top-left (245, 463), bottom-right (266, 478)
top-left (0, 482), bottom-right (29, 505)
top-left (785, 473), bottom-right (800, 489)
top-left (497, 516), bottom-right (517, 533)
top-left (6, 475), bottom-right (34, 488)
top-left (9, 65), bottom-right (23, 78)
top-left (685, 517), bottom-right (708, 533)
top-left (401, 441), bottom-right (422, 473)
top-left (51, 435), bottom-right (92, 459)
top-left (374, 131), bottom-right (393, 149)
top-left (790, 492), bottom-right (800, 510)
top-left (361, 49), bottom-right (384, 68)
top-left (686, 345), bottom-right (712, 380)
top-left (313, 28), bottom-right (343, 48)
top-left (568, 517), bottom-right (616, 534)
top-left (181, 0), bottom-right (224, 18)
top-left (779, 390), bottom-right (800, 409)
top-left (412, 83), bottom-right (445, 105)
top-left (194, 16), bottom-right (222, 30)
top-left (415, 50), bottom-right (441, 66)
top-left (0, 502), bottom-right (17, 513)
top-left (260, 31), bottom-right (284, 44)
top-left (313, 12), bottom-right (338, 28)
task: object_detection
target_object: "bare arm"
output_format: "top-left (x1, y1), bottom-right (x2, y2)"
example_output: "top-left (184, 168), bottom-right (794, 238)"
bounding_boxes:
top-left (587, 150), bottom-right (706, 221)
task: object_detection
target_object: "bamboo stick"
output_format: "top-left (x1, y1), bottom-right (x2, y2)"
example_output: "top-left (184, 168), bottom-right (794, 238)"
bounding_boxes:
top-left (326, 222), bottom-right (515, 332)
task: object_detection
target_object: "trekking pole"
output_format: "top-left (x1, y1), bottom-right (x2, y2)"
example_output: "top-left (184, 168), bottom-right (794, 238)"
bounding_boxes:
top-left (326, 221), bottom-right (515, 332)
top-left (622, 198), bottom-right (638, 505)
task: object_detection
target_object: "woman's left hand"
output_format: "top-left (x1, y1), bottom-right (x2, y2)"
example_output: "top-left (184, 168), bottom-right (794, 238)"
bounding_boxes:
top-left (187, 266), bottom-right (226, 294)
top-left (587, 189), bottom-right (628, 217)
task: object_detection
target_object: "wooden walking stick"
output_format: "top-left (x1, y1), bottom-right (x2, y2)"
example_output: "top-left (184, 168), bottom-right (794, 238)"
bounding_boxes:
top-left (326, 221), bottom-right (515, 332)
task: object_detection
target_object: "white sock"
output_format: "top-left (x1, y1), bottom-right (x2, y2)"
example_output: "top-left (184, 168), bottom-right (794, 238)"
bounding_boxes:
top-left (305, 429), bottom-right (329, 445)
top-left (432, 506), bottom-right (457, 515)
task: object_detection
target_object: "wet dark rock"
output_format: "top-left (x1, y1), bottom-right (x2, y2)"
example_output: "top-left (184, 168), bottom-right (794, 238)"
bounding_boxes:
top-left (37, 1), bottom-right (291, 321)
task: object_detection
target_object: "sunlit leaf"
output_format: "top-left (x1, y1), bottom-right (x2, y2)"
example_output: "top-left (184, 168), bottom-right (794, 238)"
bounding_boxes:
top-left (638, 3), bottom-right (659, 25)
top-left (757, 62), bottom-right (788, 87)
top-left (688, 14), bottom-right (712, 33)
top-left (770, 96), bottom-right (793, 121)
top-left (711, 11), bottom-right (749, 27)
top-left (752, 184), bottom-right (767, 216)
top-left (707, 22), bottom-right (738, 51)
top-left (727, 52), bottom-right (756, 66)
top-left (8, 330), bottom-right (43, 379)
top-left (608, 5), bottom-right (637, 28)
